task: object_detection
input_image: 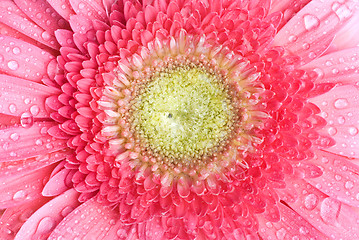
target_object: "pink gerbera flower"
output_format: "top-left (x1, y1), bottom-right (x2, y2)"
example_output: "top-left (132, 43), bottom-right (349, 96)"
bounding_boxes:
top-left (1, 0), bottom-right (359, 239)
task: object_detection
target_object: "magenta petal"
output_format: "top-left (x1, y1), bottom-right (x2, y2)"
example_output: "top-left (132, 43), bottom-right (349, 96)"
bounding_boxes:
top-left (0, 75), bottom-right (59, 117)
top-left (0, 36), bottom-right (56, 83)
top-left (48, 197), bottom-right (125, 239)
top-left (310, 85), bottom-right (359, 158)
top-left (0, 0), bottom-right (59, 49)
top-left (258, 203), bottom-right (328, 239)
top-left (274, 0), bottom-right (359, 65)
top-left (14, 189), bottom-right (80, 240)
top-left (0, 164), bottom-right (55, 208)
top-left (13, 0), bottom-right (69, 34)
top-left (0, 122), bottom-right (68, 162)
top-left (306, 150), bottom-right (359, 208)
top-left (302, 47), bottom-right (359, 85)
top-left (0, 198), bottom-right (49, 239)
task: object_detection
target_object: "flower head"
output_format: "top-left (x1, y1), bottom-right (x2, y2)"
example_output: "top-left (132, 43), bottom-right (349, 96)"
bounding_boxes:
top-left (1, 0), bottom-right (359, 239)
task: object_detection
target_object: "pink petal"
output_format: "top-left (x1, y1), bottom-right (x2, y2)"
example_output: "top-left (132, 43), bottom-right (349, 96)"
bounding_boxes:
top-left (0, 36), bottom-right (56, 82)
top-left (0, 75), bottom-right (59, 117)
top-left (46, 0), bottom-right (75, 21)
top-left (69, 0), bottom-right (107, 22)
top-left (48, 197), bottom-right (125, 239)
top-left (310, 85), bottom-right (359, 158)
top-left (0, 149), bottom-right (70, 181)
top-left (0, 198), bottom-right (49, 239)
top-left (0, 164), bottom-right (55, 208)
top-left (257, 204), bottom-right (328, 240)
top-left (0, 0), bottom-right (59, 49)
top-left (13, 0), bottom-right (69, 34)
top-left (42, 168), bottom-right (73, 197)
top-left (0, 122), bottom-right (68, 162)
top-left (277, 178), bottom-right (359, 239)
top-left (302, 47), bottom-right (359, 84)
top-left (14, 189), bottom-right (80, 240)
top-left (273, 0), bottom-right (359, 65)
top-left (305, 150), bottom-right (359, 208)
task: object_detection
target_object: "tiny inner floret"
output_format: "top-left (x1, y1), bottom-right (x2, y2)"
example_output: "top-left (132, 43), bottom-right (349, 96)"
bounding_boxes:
top-left (130, 65), bottom-right (234, 163)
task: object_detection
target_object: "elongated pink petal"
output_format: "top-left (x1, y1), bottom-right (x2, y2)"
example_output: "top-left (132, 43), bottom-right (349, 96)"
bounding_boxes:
top-left (69, 0), bottom-right (107, 22)
top-left (13, 0), bottom-right (69, 34)
top-left (274, 0), bottom-right (359, 65)
top-left (0, 122), bottom-right (68, 162)
top-left (0, 75), bottom-right (59, 117)
top-left (0, 164), bottom-right (55, 208)
top-left (0, 198), bottom-right (49, 239)
top-left (310, 85), bottom-right (359, 158)
top-left (0, 149), bottom-right (70, 181)
top-left (305, 150), bottom-right (359, 208)
top-left (42, 168), bottom-right (73, 197)
top-left (302, 47), bottom-right (359, 84)
top-left (0, 36), bottom-right (56, 83)
top-left (258, 204), bottom-right (328, 239)
top-left (277, 178), bottom-right (359, 239)
top-left (14, 189), bottom-right (80, 240)
top-left (48, 197), bottom-right (125, 239)
top-left (45, 0), bottom-right (75, 21)
top-left (0, 0), bottom-right (59, 49)
top-left (330, 12), bottom-right (359, 52)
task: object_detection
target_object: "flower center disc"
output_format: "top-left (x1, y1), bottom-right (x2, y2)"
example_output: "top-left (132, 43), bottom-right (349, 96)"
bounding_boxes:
top-left (131, 65), bottom-right (234, 163)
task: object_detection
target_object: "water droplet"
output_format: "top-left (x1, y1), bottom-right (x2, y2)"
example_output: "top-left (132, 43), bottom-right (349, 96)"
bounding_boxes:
top-left (349, 127), bottom-right (358, 136)
top-left (325, 60), bottom-right (333, 66)
top-left (13, 190), bottom-right (26, 200)
top-left (303, 14), bottom-right (320, 31)
top-left (276, 228), bottom-right (287, 239)
top-left (8, 104), bottom-right (17, 113)
top-left (288, 35), bottom-right (298, 43)
top-left (117, 229), bottom-right (128, 238)
top-left (335, 175), bottom-right (342, 181)
top-left (24, 98), bottom-right (31, 104)
top-left (20, 112), bottom-right (34, 128)
top-left (345, 181), bottom-right (354, 189)
top-left (299, 226), bottom-right (309, 235)
top-left (332, 68), bottom-right (339, 74)
top-left (61, 206), bottom-right (74, 217)
top-left (36, 217), bottom-right (56, 234)
top-left (332, 2), bottom-right (352, 21)
top-left (308, 52), bottom-right (317, 59)
top-left (0, 54), bottom-right (4, 63)
top-left (12, 47), bottom-right (21, 55)
top-left (327, 127), bottom-right (337, 136)
top-left (303, 43), bottom-right (310, 50)
top-left (337, 116), bottom-right (345, 124)
top-left (320, 198), bottom-right (340, 224)
top-left (30, 105), bottom-right (40, 116)
top-left (78, 2), bottom-right (85, 9)
top-left (304, 193), bottom-right (319, 210)
top-left (10, 133), bottom-right (19, 141)
top-left (41, 31), bottom-right (51, 41)
top-left (334, 98), bottom-right (349, 109)
top-left (7, 60), bottom-right (19, 70)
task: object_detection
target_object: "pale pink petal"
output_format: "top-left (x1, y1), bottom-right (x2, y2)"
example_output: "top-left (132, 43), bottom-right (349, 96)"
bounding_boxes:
top-left (301, 47), bottom-right (359, 84)
top-left (305, 150), bottom-right (359, 208)
top-left (273, 0), bottom-right (359, 65)
top-left (0, 75), bottom-right (59, 117)
top-left (14, 189), bottom-right (80, 240)
top-left (69, 0), bottom-right (107, 22)
top-left (46, 0), bottom-right (75, 21)
top-left (0, 36), bottom-right (57, 83)
top-left (13, 0), bottom-right (69, 34)
top-left (0, 198), bottom-right (49, 239)
top-left (0, 150), bottom-right (70, 181)
top-left (258, 204), bottom-right (328, 240)
top-left (48, 197), bottom-right (125, 239)
top-left (0, 164), bottom-right (55, 208)
top-left (42, 168), bottom-right (73, 197)
top-left (277, 178), bottom-right (359, 239)
top-left (310, 85), bottom-right (359, 158)
top-left (0, 122), bottom-right (68, 162)
top-left (137, 217), bottom-right (165, 240)
top-left (0, 0), bottom-right (59, 49)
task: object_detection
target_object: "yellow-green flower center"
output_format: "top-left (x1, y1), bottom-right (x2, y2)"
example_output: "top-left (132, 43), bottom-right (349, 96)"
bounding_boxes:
top-left (131, 65), bottom-right (234, 162)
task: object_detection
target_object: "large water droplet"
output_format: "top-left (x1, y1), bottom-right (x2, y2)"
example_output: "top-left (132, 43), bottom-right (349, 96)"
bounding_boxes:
top-left (348, 127), bottom-right (358, 136)
top-left (13, 190), bottom-right (26, 200)
top-left (303, 14), bottom-right (320, 31)
top-left (304, 193), bottom-right (319, 210)
top-left (7, 60), bottom-right (19, 70)
top-left (10, 133), bottom-right (20, 141)
top-left (30, 105), bottom-right (40, 116)
top-left (327, 127), bottom-right (337, 136)
top-left (9, 104), bottom-right (17, 113)
top-left (36, 217), bottom-right (56, 234)
top-left (20, 112), bottom-right (34, 128)
top-left (332, 2), bottom-right (352, 21)
top-left (41, 31), bottom-right (51, 41)
top-left (334, 98), bottom-right (349, 109)
top-left (320, 198), bottom-right (341, 224)
top-left (12, 47), bottom-right (21, 55)
top-left (345, 181), bottom-right (354, 190)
